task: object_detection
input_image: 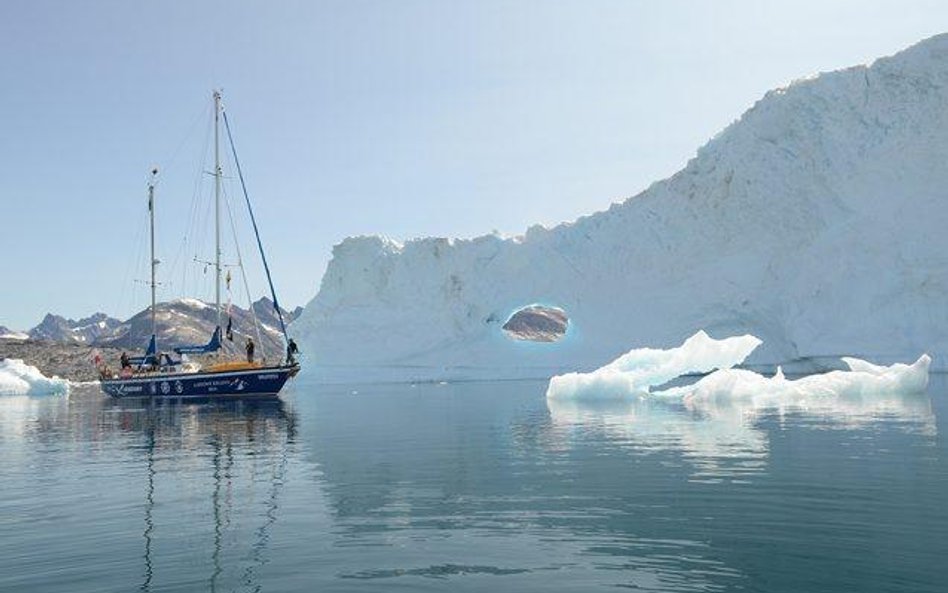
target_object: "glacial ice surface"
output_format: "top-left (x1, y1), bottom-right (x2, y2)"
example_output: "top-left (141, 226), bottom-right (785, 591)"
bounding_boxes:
top-left (0, 359), bottom-right (70, 396)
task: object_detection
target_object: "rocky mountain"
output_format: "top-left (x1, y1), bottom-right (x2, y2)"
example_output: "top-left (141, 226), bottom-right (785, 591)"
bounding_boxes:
top-left (287, 305), bottom-right (304, 324)
top-left (252, 297), bottom-right (304, 329)
top-left (93, 297), bottom-right (300, 363)
top-left (28, 312), bottom-right (122, 344)
top-left (295, 34), bottom-right (948, 382)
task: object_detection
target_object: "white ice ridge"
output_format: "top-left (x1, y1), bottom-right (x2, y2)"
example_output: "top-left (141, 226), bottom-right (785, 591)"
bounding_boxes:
top-left (547, 330), bottom-right (931, 402)
top-left (0, 359), bottom-right (70, 396)
top-left (658, 353), bottom-right (932, 403)
top-left (546, 331), bottom-right (762, 400)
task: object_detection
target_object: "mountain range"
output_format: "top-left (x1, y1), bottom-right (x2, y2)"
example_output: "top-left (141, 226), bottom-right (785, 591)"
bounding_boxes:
top-left (4, 298), bottom-right (303, 362)
top-left (27, 312), bottom-right (122, 344)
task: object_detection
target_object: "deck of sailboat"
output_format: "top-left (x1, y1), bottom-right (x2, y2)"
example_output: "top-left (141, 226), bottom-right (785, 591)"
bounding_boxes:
top-left (101, 364), bottom-right (299, 383)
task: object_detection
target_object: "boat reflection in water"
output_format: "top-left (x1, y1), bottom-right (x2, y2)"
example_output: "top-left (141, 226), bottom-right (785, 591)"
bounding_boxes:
top-left (102, 395), bottom-right (298, 592)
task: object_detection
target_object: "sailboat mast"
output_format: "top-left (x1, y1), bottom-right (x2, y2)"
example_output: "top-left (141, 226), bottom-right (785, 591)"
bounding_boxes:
top-left (213, 90), bottom-right (223, 341)
top-left (148, 170), bottom-right (157, 346)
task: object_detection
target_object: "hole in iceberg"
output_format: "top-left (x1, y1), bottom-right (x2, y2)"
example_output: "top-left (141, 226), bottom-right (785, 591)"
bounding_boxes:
top-left (502, 304), bottom-right (569, 343)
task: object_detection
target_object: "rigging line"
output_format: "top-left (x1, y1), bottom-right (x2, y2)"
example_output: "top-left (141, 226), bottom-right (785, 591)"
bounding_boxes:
top-left (222, 185), bottom-right (267, 361)
top-left (189, 173), bottom-right (215, 302)
top-left (118, 209), bottom-right (151, 319)
top-left (158, 100), bottom-right (211, 181)
top-left (221, 109), bottom-right (290, 346)
top-left (158, 102), bottom-right (207, 293)
top-left (174, 110), bottom-right (216, 300)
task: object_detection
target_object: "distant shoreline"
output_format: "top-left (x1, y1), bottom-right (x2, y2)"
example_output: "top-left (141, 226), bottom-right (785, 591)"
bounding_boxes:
top-left (0, 340), bottom-right (122, 383)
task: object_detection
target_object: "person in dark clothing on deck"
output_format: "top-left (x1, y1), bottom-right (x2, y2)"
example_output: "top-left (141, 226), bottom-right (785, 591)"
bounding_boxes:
top-left (246, 338), bottom-right (255, 363)
top-left (286, 338), bottom-right (299, 365)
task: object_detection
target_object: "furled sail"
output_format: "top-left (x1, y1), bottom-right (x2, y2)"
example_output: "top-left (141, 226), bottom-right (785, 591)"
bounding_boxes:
top-left (174, 327), bottom-right (223, 355)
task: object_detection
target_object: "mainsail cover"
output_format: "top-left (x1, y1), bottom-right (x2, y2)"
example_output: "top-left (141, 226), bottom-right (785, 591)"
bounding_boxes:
top-left (174, 327), bottom-right (222, 355)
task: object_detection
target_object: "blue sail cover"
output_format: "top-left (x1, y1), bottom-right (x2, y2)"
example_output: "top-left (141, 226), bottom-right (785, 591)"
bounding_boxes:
top-left (127, 335), bottom-right (159, 369)
top-left (174, 327), bottom-right (222, 355)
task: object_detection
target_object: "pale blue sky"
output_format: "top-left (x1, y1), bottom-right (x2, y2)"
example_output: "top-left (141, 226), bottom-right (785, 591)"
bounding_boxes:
top-left (1, 1), bottom-right (946, 330)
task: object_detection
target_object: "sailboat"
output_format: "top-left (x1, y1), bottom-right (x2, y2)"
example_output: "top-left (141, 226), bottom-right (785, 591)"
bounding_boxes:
top-left (100, 90), bottom-right (300, 399)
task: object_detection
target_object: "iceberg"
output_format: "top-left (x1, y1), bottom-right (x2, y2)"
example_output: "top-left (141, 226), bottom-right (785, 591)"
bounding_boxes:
top-left (547, 328), bottom-right (930, 402)
top-left (661, 354), bottom-right (931, 405)
top-left (546, 331), bottom-right (761, 400)
top-left (0, 359), bottom-right (70, 396)
top-left (295, 34), bottom-right (948, 382)
top-left (545, 336), bottom-right (933, 477)
top-left (546, 359), bottom-right (935, 479)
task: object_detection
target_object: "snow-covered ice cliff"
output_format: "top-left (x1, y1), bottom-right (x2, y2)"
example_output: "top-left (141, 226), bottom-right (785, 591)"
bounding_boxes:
top-left (296, 34), bottom-right (948, 381)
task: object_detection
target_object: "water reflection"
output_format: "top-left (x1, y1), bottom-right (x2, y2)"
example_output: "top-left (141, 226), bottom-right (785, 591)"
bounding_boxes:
top-left (1, 378), bottom-right (944, 593)
top-left (141, 426), bottom-right (155, 592)
top-left (0, 388), bottom-right (298, 593)
top-left (546, 385), bottom-right (936, 480)
top-left (301, 382), bottom-right (749, 591)
top-left (104, 397), bottom-right (297, 593)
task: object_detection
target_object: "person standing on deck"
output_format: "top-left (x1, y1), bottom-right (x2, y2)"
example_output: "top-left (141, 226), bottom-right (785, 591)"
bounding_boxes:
top-left (246, 337), bottom-right (255, 363)
top-left (286, 338), bottom-right (299, 365)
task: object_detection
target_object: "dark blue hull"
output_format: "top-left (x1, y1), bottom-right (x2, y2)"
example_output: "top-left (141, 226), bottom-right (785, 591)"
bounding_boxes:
top-left (100, 364), bottom-right (299, 399)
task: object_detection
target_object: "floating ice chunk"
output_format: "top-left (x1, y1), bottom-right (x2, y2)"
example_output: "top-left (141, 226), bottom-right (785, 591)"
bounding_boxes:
top-left (0, 359), bottom-right (70, 396)
top-left (546, 355), bottom-right (935, 478)
top-left (667, 354), bottom-right (931, 404)
top-left (546, 330), bottom-right (762, 400)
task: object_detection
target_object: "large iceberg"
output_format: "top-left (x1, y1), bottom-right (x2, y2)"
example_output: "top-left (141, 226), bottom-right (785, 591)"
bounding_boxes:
top-left (0, 359), bottom-right (70, 396)
top-left (296, 35), bottom-right (948, 381)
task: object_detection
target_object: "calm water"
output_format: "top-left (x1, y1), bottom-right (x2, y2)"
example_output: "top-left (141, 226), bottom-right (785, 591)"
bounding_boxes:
top-left (1, 374), bottom-right (946, 592)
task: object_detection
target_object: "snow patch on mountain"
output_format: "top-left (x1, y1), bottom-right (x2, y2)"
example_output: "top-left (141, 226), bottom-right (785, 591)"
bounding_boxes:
top-left (296, 34), bottom-right (948, 381)
top-left (174, 297), bottom-right (211, 310)
top-left (0, 326), bottom-right (28, 340)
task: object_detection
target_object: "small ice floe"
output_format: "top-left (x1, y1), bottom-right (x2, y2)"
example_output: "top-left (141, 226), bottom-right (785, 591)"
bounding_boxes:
top-left (546, 330), bottom-right (761, 400)
top-left (0, 359), bottom-right (70, 396)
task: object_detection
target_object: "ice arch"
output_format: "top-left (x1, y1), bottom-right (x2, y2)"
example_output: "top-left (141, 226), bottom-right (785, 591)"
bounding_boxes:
top-left (502, 305), bottom-right (569, 343)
